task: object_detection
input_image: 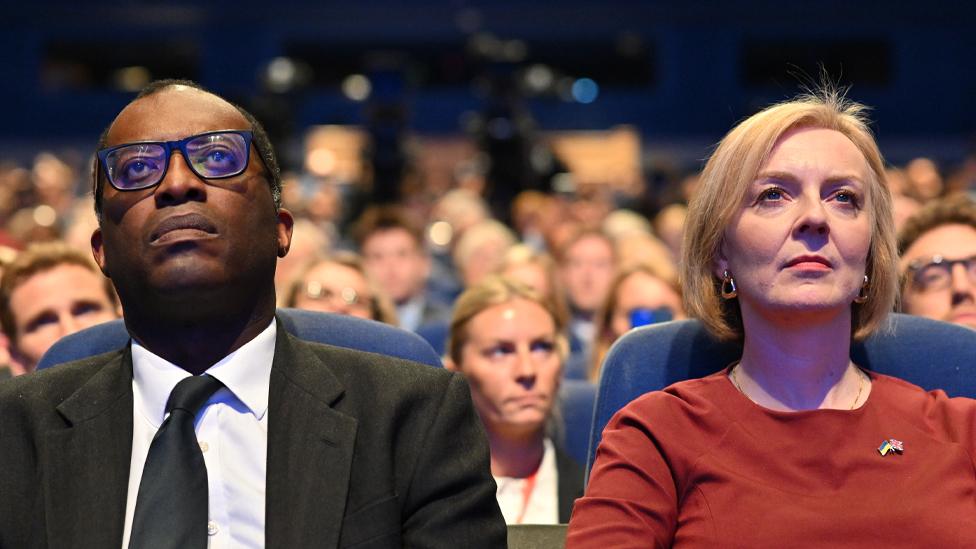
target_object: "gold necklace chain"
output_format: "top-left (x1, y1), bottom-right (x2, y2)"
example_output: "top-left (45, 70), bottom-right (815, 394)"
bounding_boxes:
top-left (729, 365), bottom-right (865, 410)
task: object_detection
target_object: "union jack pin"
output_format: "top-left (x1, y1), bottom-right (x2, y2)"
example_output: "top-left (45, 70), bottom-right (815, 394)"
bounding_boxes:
top-left (878, 438), bottom-right (904, 456)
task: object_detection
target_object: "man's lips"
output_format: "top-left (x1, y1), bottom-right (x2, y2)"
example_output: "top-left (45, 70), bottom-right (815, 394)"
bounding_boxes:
top-left (150, 213), bottom-right (218, 244)
top-left (784, 255), bottom-right (833, 270)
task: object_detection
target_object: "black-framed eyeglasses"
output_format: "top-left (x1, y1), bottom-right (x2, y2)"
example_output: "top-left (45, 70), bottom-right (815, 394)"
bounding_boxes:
top-left (906, 254), bottom-right (976, 292)
top-left (97, 130), bottom-right (255, 191)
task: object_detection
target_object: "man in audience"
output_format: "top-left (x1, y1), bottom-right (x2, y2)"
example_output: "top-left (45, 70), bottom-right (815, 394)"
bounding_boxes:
top-left (0, 79), bottom-right (505, 547)
top-left (354, 205), bottom-right (451, 331)
top-left (898, 195), bottom-right (976, 329)
top-left (557, 229), bottom-right (616, 356)
top-left (0, 241), bottom-right (118, 375)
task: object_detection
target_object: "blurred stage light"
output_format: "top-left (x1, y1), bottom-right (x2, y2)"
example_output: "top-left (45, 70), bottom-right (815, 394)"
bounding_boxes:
top-left (487, 117), bottom-right (514, 140)
top-left (33, 205), bottom-right (57, 227)
top-left (266, 57), bottom-right (297, 93)
top-left (112, 66), bottom-right (151, 92)
top-left (503, 40), bottom-right (528, 63)
top-left (571, 78), bottom-right (599, 104)
top-left (524, 64), bottom-right (554, 93)
top-left (428, 220), bottom-right (453, 248)
top-left (342, 74), bottom-right (372, 101)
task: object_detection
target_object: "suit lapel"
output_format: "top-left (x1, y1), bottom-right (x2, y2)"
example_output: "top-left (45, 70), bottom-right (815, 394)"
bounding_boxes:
top-left (44, 348), bottom-right (134, 548)
top-left (265, 329), bottom-right (358, 549)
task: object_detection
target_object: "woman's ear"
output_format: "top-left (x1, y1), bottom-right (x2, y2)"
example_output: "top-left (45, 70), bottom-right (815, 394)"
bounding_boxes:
top-left (713, 240), bottom-right (730, 279)
top-left (444, 357), bottom-right (458, 372)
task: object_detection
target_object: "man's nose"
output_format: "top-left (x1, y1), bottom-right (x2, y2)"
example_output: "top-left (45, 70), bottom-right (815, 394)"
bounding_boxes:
top-left (58, 313), bottom-right (80, 338)
top-left (950, 263), bottom-right (975, 303)
top-left (155, 152), bottom-right (207, 207)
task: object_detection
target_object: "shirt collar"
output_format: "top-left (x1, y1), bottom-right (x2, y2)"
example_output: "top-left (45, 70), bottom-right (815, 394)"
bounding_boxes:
top-left (396, 295), bottom-right (425, 331)
top-left (132, 320), bottom-right (277, 427)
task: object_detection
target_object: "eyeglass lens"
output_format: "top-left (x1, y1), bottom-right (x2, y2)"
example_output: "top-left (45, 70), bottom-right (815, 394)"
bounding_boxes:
top-left (306, 282), bottom-right (369, 307)
top-left (912, 256), bottom-right (976, 291)
top-left (103, 131), bottom-right (249, 190)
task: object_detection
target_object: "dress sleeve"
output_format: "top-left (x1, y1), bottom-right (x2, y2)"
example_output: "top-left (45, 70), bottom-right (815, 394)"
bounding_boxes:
top-left (565, 397), bottom-right (680, 548)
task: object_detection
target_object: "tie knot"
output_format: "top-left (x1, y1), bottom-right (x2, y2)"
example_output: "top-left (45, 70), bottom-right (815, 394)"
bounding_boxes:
top-left (165, 375), bottom-right (224, 416)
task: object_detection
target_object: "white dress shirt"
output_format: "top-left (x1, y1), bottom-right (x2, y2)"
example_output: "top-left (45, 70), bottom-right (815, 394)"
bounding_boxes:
top-left (492, 438), bottom-right (560, 525)
top-left (122, 321), bottom-right (276, 549)
top-left (396, 295), bottom-right (426, 332)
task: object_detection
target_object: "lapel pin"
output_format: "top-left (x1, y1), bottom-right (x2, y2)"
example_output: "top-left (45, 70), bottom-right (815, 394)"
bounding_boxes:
top-left (878, 438), bottom-right (904, 456)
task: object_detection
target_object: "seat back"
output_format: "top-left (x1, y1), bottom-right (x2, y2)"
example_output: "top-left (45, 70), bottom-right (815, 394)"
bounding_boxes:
top-left (557, 379), bottom-right (597, 466)
top-left (507, 524), bottom-right (567, 549)
top-left (37, 308), bottom-right (443, 370)
top-left (588, 313), bottom-right (976, 471)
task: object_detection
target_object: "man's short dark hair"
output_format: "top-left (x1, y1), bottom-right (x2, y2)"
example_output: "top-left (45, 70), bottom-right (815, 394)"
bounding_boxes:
top-left (91, 79), bottom-right (282, 218)
top-left (897, 194), bottom-right (976, 255)
top-left (352, 205), bottom-right (425, 250)
top-left (0, 241), bottom-right (118, 344)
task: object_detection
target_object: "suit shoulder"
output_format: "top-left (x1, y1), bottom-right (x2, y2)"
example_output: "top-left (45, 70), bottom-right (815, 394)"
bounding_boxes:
top-left (0, 350), bottom-right (122, 410)
top-left (293, 338), bottom-right (457, 393)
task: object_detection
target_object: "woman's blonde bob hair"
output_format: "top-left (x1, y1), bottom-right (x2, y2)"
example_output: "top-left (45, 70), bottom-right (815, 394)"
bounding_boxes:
top-left (447, 275), bottom-right (568, 367)
top-left (682, 89), bottom-right (897, 341)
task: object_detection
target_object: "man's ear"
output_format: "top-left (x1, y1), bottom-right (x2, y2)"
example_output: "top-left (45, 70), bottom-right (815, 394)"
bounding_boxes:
top-left (91, 228), bottom-right (109, 277)
top-left (276, 208), bottom-right (295, 258)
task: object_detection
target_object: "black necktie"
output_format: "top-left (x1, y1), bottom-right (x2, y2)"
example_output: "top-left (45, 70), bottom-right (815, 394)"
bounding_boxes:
top-left (128, 374), bottom-right (224, 549)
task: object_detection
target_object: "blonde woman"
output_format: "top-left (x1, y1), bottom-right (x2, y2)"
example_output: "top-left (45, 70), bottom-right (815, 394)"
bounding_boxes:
top-left (568, 90), bottom-right (976, 546)
top-left (447, 276), bottom-right (583, 524)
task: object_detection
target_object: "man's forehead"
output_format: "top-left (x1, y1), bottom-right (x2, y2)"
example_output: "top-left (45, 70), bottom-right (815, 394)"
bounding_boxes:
top-left (902, 223), bottom-right (976, 266)
top-left (106, 86), bottom-right (250, 145)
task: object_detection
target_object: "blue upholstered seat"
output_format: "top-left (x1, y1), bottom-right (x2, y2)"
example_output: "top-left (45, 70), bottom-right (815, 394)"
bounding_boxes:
top-left (557, 379), bottom-right (597, 466)
top-left (37, 308), bottom-right (443, 370)
top-left (588, 313), bottom-right (976, 471)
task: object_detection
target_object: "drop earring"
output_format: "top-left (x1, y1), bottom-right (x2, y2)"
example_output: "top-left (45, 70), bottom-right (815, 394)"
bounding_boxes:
top-left (854, 275), bottom-right (869, 304)
top-left (721, 270), bottom-right (738, 299)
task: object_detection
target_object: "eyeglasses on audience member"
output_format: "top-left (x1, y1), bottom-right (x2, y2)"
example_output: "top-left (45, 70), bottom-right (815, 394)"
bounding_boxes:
top-left (906, 255), bottom-right (976, 292)
top-left (302, 281), bottom-right (373, 310)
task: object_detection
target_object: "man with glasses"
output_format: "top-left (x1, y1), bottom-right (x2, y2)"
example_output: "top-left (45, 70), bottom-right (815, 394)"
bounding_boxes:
top-left (0, 80), bottom-right (505, 548)
top-left (898, 194), bottom-right (976, 329)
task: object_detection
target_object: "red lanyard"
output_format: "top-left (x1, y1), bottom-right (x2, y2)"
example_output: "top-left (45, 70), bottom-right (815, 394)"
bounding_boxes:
top-left (514, 468), bottom-right (539, 524)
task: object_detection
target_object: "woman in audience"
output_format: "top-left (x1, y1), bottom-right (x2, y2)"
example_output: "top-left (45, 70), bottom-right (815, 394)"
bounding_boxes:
top-left (447, 276), bottom-right (584, 524)
top-left (567, 90), bottom-right (976, 546)
top-left (588, 263), bottom-right (685, 383)
top-left (285, 251), bottom-right (398, 325)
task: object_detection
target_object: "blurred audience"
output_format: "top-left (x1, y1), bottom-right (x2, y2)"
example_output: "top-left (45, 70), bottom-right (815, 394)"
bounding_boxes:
top-left (0, 241), bottom-right (118, 376)
top-left (557, 229), bottom-right (616, 359)
top-left (446, 276), bottom-right (583, 524)
top-left (284, 251), bottom-right (397, 325)
top-left (498, 244), bottom-right (568, 324)
top-left (613, 231), bottom-right (677, 281)
top-left (653, 203), bottom-right (687, 260)
top-left (354, 205), bottom-right (449, 331)
top-left (898, 195), bottom-right (976, 329)
top-left (904, 157), bottom-right (944, 201)
top-left (453, 219), bottom-right (517, 288)
top-left (589, 263), bottom-right (685, 382)
top-left (274, 218), bottom-right (331, 303)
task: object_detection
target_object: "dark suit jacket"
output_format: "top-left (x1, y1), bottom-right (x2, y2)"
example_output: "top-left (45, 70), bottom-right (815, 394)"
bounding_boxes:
top-left (0, 325), bottom-right (506, 548)
top-left (555, 446), bottom-right (584, 523)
